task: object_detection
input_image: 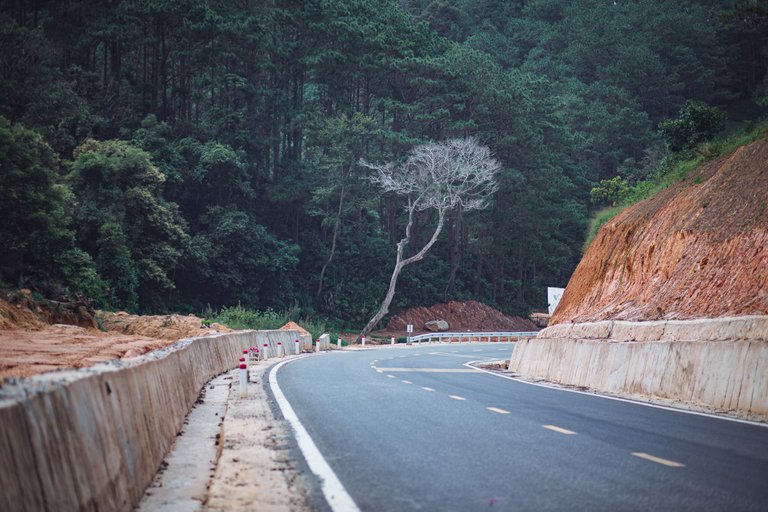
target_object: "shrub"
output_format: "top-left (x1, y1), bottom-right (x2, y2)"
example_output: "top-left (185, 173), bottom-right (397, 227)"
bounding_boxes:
top-left (658, 100), bottom-right (727, 152)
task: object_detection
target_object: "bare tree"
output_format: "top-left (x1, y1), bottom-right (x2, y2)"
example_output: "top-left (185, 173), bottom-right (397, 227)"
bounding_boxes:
top-left (358, 137), bottom-right (500, 340)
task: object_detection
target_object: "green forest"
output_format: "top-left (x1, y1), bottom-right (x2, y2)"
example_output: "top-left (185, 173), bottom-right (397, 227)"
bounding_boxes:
top-left (1, 0), bottom-right (766, 327)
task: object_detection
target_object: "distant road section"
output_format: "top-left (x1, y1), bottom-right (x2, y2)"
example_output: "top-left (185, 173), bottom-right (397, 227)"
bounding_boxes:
top-left (275, 343), bottom-right (768, 511)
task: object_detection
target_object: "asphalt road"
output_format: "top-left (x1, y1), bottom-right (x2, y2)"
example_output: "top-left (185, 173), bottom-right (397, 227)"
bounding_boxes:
top-left (275, 343), bottom-right (768, 511)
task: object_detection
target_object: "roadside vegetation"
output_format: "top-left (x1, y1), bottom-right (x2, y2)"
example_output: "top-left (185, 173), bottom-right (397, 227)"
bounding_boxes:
top-left (585, 110), bottom-right (768, 250)
top-left (208, 305), bottom-right (332, 341)
top-left (2, 2), bottom-right (767, 325)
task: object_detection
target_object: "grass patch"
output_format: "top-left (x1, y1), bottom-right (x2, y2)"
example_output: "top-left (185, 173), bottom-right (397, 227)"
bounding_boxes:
top-left (209, 304), bottom-right (331, 340)
top-left (583, 120), bottom-right (768, 251)
top-left (584, 205), bottom-right (625, 251)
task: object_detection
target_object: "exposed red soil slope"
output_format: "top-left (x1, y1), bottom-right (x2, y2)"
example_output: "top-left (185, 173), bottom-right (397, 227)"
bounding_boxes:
top-left (0, 293), bottom-right (230, 383)
top-left (385, 300), bottom-right (537, 333)
top-left (552, 137), bottom-right (768, 324)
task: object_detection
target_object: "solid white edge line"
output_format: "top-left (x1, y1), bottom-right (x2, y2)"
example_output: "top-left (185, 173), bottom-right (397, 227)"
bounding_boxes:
top-left (269, 358), bottom-right (361, 512)
top-left (464, 360), bottom-right (768, 429)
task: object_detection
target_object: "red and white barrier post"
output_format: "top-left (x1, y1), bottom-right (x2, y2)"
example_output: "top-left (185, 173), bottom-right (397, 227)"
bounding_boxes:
top-left (277, 341), bottom-right (283, 357)
top-left (263, 342), bottom-right (269, 360)
top-left (294, 339), bottom-right (300, 355)
top-left (362, 335), bottom-right (366, 347)
top-left (315, 339), bottom-right (320, 353)
top-left (242, 349), bottom-right (250, 379)
top-left (337, 337), bottom-right (342, 349)
top-left (391, 336), bottom-right (395, 345)
top-left (239, 361), bottom-right (247, 398)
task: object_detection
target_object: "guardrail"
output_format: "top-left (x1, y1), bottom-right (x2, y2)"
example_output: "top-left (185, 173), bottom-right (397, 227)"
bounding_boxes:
top-left (407, 331), bottom-right (539, 344)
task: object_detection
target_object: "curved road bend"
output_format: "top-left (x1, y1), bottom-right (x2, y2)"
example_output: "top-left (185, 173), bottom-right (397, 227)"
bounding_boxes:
top-left (275, 343), bottom-right (768, 511)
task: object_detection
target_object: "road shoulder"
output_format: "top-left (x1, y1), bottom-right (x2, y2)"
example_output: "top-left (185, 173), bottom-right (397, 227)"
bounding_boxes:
top-left (205, 359), bottom-right (311, 511)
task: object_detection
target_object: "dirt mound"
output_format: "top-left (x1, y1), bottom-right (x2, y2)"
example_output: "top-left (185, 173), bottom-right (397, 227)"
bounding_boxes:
top-left (0, 293), bottom-right (231, 383)
top-left (0, 289), bottom-right (97, 330)
top-left (553, 136), bottom-right (768, 324)
top-left (384, 301), bottom-right (537, 333)
top-left (97, 311), bottom-right (230, 341)
top-left (0, 329), bottom-right (170, 382)
top-left (279, 321), bottom-right (310, 337)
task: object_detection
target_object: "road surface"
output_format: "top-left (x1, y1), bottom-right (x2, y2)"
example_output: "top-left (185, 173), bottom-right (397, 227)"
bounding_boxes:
top-left (274, 343), bottom-right (768, 511)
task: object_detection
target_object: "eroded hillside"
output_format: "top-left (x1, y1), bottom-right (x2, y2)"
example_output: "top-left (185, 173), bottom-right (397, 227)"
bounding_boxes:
top-left (552, 137), bottom-right (768, 324)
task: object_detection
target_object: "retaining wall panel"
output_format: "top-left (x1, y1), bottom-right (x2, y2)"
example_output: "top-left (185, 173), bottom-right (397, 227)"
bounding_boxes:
top-left (0, 329), bottom-right (301, 512)
top-left (511, 318), bottom-right (768, 417)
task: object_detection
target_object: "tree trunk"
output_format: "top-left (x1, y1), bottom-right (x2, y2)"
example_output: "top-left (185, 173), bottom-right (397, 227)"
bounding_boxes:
top-left (358, 206), bottom-right (446, 341)
top-left (316, 179), bottom-right (347, 299)
top-left (444, 205), bottom-right (462, 298)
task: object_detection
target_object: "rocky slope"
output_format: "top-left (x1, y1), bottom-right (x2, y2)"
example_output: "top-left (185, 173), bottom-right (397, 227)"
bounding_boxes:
top-left (552, 137), bottom-right (768, 324)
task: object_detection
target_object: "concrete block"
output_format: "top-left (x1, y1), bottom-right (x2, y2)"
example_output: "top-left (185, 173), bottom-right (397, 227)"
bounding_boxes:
top-left (609, 320), bottom-right (666, 342)
top-left (537, 324), bottom-right (572, 339)
top-left (569, 321), bottom-right (613, 339)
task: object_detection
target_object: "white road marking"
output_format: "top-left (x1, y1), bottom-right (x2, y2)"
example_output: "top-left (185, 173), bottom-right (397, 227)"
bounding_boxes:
top-left (487, 407), bottom-right (510, 414)
top-left (449, 395), bottom-right (466, 401)
top-left (375, 368), bottom-right (481, 373)
top-left (632, 452), bottom-right (685, 467)
top-left (421, 387), bottom-right (435, 392)
top-left (428, 352), bottom-right (491, 360)
top-left (543, 425), bottom-right (576, 435)
top-left (269, 359), bottom-right (361, 512)
top-left (401, 380), bottom-right (412, 384)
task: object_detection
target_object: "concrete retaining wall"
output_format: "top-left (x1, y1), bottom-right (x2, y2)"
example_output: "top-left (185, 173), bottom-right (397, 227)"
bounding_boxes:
top-left (0, 329), bottom-right (301, 512)
top-left (508, 317), bottom-right (768, 417)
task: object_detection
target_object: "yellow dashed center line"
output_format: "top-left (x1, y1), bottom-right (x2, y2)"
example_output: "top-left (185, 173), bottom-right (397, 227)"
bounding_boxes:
top-left (543, 425), bottom-right (577, 435)
top-left (487, 407), bottom-right (510, 414)
top-left (632, 452), bottom-right (685, 467)
top-left (401, 380), bottom-right (412, 384)
top-left (421, 387), bottom-right (435, 392)
top-left (449, 395), bottom-right (466, 401)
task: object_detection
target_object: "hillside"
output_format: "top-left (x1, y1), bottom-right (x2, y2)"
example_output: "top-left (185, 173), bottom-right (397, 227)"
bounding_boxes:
top-left (552, 137), bottom-right (768, 324)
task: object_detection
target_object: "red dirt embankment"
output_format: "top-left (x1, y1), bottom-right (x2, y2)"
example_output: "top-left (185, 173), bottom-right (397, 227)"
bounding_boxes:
top-left (0, 292), bottom-right (230, 382)
top-left (552, 137), bottom-right (768, 324)
top-left (385, 300), bottom-right (537, 333)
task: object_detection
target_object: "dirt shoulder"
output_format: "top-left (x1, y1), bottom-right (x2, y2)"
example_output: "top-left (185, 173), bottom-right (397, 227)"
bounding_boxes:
top-left (204, 360), bottom-right (312, 511)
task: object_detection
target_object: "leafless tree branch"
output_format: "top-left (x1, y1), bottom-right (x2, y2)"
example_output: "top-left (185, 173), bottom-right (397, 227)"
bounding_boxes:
top-left (357, 137), bottom-right (500, 339)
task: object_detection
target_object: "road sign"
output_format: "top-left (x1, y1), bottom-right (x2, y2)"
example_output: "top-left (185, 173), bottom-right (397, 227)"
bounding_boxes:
top-left (407, 324), bottom-right (413, 333)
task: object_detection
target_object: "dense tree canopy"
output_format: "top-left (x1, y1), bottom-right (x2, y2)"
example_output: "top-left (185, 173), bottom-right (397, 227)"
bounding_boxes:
top-left (0, 0), bottom-right (765, 325)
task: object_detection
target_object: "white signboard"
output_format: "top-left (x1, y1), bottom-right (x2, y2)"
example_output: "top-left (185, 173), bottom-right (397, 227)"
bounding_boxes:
top-left (547, 287), bottom-right (565, 315)
top-left (407, 324), bottom-right (413, 333)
